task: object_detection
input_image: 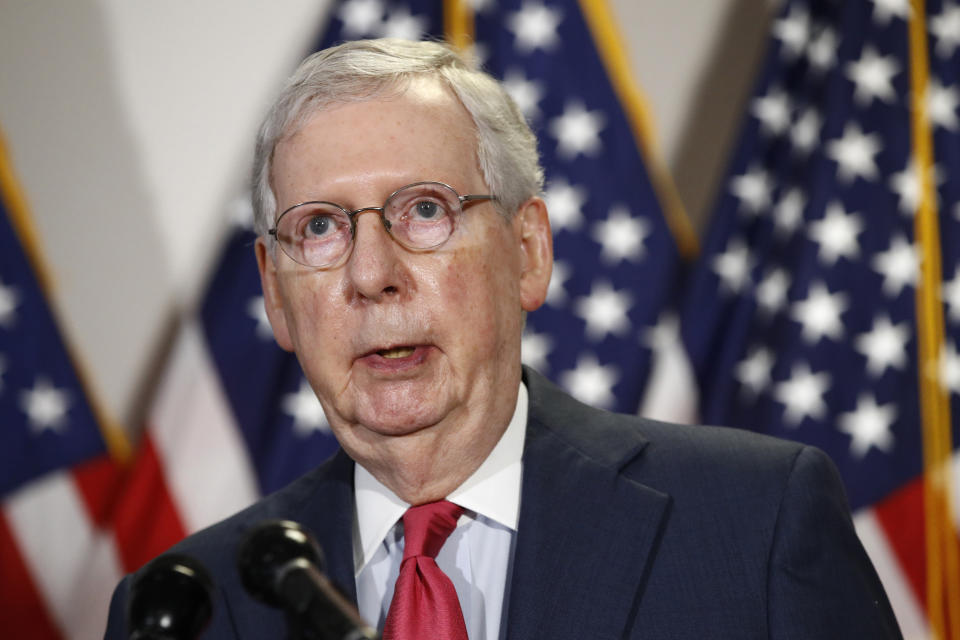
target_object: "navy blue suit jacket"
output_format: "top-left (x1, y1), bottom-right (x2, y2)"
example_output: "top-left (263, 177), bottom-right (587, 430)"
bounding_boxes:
top-left (105, 368), bottom-right (901, 638)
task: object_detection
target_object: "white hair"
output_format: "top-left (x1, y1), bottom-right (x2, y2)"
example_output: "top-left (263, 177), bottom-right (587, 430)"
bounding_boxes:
top-left (251, 38), bottom-right (545, 238)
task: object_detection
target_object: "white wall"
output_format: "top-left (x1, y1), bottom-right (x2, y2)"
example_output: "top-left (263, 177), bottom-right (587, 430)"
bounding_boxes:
top-left (0, 0), bottom-right (771, 427)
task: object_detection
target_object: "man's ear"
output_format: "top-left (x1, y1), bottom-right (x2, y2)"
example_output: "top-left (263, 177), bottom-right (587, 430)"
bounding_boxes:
top-left (255, 237), bottom-right (295, 352)
top-left (515, 197), bottom-right (553, 312)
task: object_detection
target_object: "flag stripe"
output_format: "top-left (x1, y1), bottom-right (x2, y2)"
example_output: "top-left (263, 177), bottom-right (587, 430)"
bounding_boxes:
top-left (5, 472), bottom-right (122, 639)
top-left (72, 454), bottom-right (124, 527)
top-left (0, 512), bottom-right (61, 640)
top-left (111, 435), bottom-right (188, 573)
top-left (149, 321), bottom-right (259, 532)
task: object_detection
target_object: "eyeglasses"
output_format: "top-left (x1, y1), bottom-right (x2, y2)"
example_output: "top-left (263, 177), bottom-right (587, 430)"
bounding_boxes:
top-left (269, 181), bottom-right (499, 268)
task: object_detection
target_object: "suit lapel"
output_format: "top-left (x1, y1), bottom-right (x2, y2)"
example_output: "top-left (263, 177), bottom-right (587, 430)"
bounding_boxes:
top-left (505, 370), bottom-right (671, 640)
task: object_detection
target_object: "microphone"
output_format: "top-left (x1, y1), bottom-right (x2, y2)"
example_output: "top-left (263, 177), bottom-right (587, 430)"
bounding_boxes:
top-left (126, 553), bottom-right (214, 640)
top-left (237, 519), bottom-right (378, 640)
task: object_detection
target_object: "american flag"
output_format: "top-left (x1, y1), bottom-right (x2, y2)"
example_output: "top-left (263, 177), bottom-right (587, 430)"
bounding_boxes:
top-left (0, 1), bottom-right (689, 638)
top-left (0, 134), bottom-right (130, 638)
top-left (678, 0), bottom-right (960, 637)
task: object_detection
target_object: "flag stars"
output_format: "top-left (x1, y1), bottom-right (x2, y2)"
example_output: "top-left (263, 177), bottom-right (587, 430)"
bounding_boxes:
top-left (549, 102), bottom-right (605, 159)
top-left (791, 108), bottom-right (822, 155)
top-left (560, 354), bottom-right (618, 409)
top-left (872, 234), bottom-right (918, 297)
top-left (543, 179), bottom-right (587, 231)
top-left (889, 159), bottom-right (944, 216)
top-left (752, 87), bottom-right (792, 136)
top-left (337, 0), bottom-right (384, 37)
top-left (870, 0), bottom-right (910, 25)
top-left (806, 27), bottom-right (838, 72)
top-left (378, 7), bottom-right (428, 40)
top-left (20, 378), bottom-right (71, 434)
top-left (773, 188), bottom-right (806, 237)
top-left (546, 260), bottom-right (571, 307)
top-left (574, 281), bottom-right (633, 341)
top-left (0, 278), bottom-right (20, 329)
top-left (943, 266), bottom-right (960, 323)
top-left (826, 123), bottom-right (883, 183)
top-left (521, 330), bottom-right (553, 372)
top-left (808, 202), bottom-right (863, 265)
top-left (938, 342), bottom-right (960, 394)
top-left (592, 206), bottom-right (649, 264)
top-left (502, 69), bottom-right (545, 121)
top-left (773, 4), bottom-right (811, 59)
top-left (247, 296), bottom-right (274, 341)
top-left (839, 394), bottom-right (896, 459)
top-left (712, 237), bottom-right (754, 295)
top-left (929, 5), bottom-right (960, 59)
top-left (774, 363), bottom-right (831, 426)
top-left (927, 80), bottom-right (959, 130)
top-left (846, 46), bottom-right (900, 106)
top-left (507, 2), bottom-right (564, 53)
top-left (791, 281), bottom-right (849, 343)
top-left (282, 379), bottom-right (330, 437)
top-left (730, 166), bottom-right (773, 215)
top-left (855, 314), bottom-right (909, 377)
top-left (756, 268), bottom-right (790, 315)
top-left (735, 346), bottom-right (775, 397)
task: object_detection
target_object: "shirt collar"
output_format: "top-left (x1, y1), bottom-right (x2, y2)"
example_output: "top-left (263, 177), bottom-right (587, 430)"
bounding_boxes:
top-left (353, 382), bottom-right (528, 574)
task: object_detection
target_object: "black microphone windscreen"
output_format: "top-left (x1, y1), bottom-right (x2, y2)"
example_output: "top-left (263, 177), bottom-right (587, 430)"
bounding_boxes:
top-left (127, 553), bottom-right (214, 640)
top-left (236, 519), bottom-right (325, 607)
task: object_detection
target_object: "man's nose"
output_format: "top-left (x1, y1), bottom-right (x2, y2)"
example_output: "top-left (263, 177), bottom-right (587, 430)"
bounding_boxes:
top-left (345, 209), bottom-right (404, 301)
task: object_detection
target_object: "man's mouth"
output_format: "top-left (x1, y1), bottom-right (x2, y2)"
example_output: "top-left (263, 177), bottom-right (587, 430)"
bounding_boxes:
top-left (378, 346), bottom-right (416, 359)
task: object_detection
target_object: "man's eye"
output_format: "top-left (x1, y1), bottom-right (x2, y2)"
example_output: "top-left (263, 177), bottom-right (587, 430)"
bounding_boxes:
top-left (305, 215), bottom-right (335, 237)
top-left (411, 200), bottom-right (445, 220)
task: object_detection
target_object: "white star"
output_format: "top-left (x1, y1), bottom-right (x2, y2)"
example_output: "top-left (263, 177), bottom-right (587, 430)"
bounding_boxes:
top-left (927, 80), bottom-right (959, 130)
top-left (889, 159), bottom-right (944, 216)
top-left (543, 179), bottom-right (587, 231)
top-left (808, 201), bottom-right (863, 265)
top-left (773, 4), bottom-right (811, 59)
top-left (790, 281), bottom-right (849, 343)
top-left (942, 265), bottom-right (960, 323)
top-left (846, 46), bottom-right (900, 106)
top-left (592, 206), bottom-right (649, 264)
top-left (807, 27), bottom-right (838, 72)
top-left (712, 237), bottom-right (754, 294)
top-left (0, 279), bottom-right (20, 329)
top-left (791, 107), bottom-right (822, 155)
top-left (855, 314), bottom-right (910, 377)
top-left (872, 234), bottom-right (918, 297)
top-left (377, 7), bottom-right (428, 40)
top-left (281, 379), bottom-right (330, 437)
top-left (521, 330), bottom-right (553, 372)
top-left (839, 394), bottom-right (896, 459)
top-left (338, 0), bottom-right (384, 37)
top-left (757, 268), bottom-right (790, 315)
top-left (560, 354), bottom-right (618, 409)
top-left (773, 188), bottom-right (806, 237)
top-left (549, 102), bottom-right (605, 159)
top-left (507, 2), bottom-right (563, 53)
top-left (930, 5), bottom-right (960, 59)
top-left (247, 296), bottom-right (274, 340)
top-left (735, 346), bottom-right (775, 397)
top-left (870, 0), bottom-right (911, 24)
top-left (774, 362), bottom-right (831, 426)
top-left (546, 260), bottom-right (571, 307)
top-left (752, 87), bottom-right (792, 136)
top-left (20, 378), bottom-right (71, 434)
top-left (502, 69), bottom-right (544, 121)
top-left (574, 281), bottom-right (632, 341)
top-left (939, 341), bottom-right (960, 393)
top-left (826, 123), bottom-right (883, 183)
top-left (730, 165), bottom-right (773, 215)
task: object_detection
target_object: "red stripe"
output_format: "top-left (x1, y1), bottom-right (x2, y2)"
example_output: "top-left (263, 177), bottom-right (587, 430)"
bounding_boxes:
top-left (110, 432), bottom-right (188, 573)
top-left (0, 511), bottom-right (63, 640)
top-left (873, 475), bottom-right (927, 609)
top-left (72, 453), bottom-right (125, 526)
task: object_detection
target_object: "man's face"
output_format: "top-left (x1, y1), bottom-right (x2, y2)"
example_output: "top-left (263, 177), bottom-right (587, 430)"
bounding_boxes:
top-left (256, 77), bottom-right (551, 470)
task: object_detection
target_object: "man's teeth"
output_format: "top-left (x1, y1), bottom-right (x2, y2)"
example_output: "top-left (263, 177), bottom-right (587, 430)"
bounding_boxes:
top-left (379, 346), bottom-right (415, 358)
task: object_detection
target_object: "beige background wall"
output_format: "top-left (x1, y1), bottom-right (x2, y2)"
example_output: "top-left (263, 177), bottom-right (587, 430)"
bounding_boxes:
top-left (0, 0), bottom-right (773, 429)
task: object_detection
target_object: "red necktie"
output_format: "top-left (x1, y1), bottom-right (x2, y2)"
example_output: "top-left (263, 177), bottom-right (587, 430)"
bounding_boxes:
top-left (382, 500), bottom-right (468, 640)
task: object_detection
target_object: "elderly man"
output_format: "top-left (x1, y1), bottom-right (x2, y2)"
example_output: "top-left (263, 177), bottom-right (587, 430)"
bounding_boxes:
top-left (106, 39), bottom-right (901, 639)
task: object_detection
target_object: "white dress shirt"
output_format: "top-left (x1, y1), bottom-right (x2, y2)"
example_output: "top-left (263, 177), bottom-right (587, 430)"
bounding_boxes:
top-left (353, 383), bottom-right (527, 640)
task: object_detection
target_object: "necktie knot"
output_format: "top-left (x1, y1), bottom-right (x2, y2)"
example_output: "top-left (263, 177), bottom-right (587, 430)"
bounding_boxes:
top-left (401, 500), bottom-right (464, 560)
